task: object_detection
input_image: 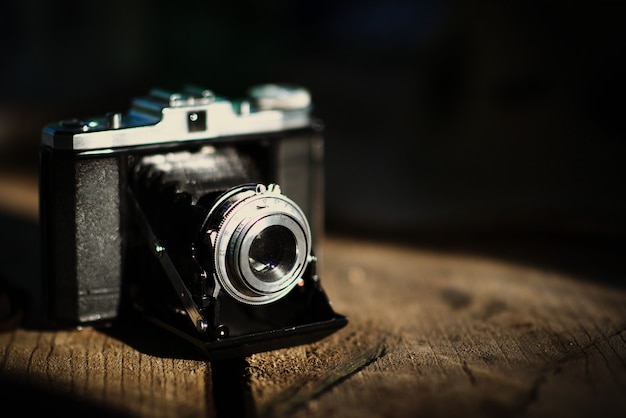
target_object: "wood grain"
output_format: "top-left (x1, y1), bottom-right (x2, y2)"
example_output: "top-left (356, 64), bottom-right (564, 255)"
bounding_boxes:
top-left (1, 233), bottom-right (625, 418)
top-left (247, 236), bottom-right (626, 418)
top-left (0, 327), bottom-right (212, 417)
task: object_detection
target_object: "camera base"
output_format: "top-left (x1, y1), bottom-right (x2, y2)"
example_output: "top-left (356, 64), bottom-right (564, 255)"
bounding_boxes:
top-left (141, 311), bottom-right (348, 360)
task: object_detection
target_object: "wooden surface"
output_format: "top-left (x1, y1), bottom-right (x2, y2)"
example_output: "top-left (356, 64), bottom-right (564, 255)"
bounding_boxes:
top-left (1, 176), bottom-right (626, 417)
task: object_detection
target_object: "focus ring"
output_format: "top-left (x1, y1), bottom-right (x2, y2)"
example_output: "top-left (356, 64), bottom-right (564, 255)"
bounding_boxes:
top-left (202, 184), bottom-right (311, 305)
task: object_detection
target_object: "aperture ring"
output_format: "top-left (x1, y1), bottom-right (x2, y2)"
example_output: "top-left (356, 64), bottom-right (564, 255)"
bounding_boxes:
top-left (203, 184), bottom-right (312, 305)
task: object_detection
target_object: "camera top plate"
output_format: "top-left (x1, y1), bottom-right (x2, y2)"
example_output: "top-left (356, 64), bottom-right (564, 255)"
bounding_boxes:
top-left (42, 84), bottom-right (313, 152)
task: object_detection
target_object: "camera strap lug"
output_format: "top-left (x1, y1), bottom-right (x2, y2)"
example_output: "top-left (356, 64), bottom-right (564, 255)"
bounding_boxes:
top-left (128, 189), bottom-right (209, 334)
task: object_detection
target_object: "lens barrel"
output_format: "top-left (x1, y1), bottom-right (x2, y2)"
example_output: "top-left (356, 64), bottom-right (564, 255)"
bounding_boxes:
top-left (200, 183), bottom-right (311, 305)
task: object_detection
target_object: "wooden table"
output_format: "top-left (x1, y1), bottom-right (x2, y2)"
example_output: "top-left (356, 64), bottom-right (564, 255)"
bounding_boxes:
top-left (1, 173), bottom-right (625, 418)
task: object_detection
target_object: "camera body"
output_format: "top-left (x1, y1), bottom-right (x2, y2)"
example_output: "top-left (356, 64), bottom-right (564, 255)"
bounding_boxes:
top-left (39, 84), bottom-right (346, 359)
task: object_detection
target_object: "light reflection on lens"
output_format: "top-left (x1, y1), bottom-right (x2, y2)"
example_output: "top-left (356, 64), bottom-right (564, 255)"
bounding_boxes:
top-left (248, 225), bottom-right (297, 282)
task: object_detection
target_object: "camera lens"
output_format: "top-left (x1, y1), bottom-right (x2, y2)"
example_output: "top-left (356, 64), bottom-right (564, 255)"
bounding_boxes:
top-left (248, 225), bottom-right (297, 281)
top-left (201, 184), bottom-right (311, 305)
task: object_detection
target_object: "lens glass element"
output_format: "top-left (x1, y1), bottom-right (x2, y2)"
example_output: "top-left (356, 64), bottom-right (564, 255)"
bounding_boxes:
top-left (248, 225), bottom-right (297, 282)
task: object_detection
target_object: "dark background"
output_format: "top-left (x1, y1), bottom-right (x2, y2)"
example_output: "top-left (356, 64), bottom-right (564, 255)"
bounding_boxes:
top-left (1, 1), bottom-right (625, 281)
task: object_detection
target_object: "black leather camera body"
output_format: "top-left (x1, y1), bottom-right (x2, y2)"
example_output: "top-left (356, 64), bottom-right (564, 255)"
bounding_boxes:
top-left (39, 84), bottom-right (346, 359)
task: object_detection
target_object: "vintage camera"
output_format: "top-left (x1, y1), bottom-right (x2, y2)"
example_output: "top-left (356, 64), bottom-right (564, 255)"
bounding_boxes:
top-left (39, 84), bottom-right (347, 359)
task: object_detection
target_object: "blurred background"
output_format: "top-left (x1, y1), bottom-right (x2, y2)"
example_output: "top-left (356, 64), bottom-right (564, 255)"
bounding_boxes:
top-left (0, 0), bottom-right (625, 289)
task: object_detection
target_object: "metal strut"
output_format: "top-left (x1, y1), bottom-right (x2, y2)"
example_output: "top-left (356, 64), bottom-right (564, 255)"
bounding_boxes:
top-left (128, 189), bottom-right (209, 333)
